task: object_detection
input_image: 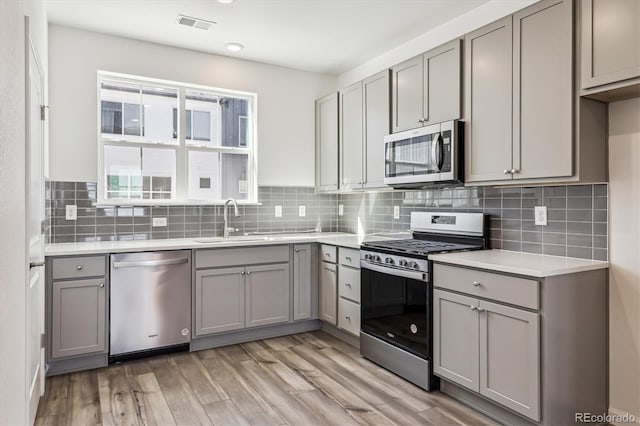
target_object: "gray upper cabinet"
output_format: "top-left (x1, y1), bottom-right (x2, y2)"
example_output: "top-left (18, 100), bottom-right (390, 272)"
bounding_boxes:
top-left (391, 40), bottom-right (462, 133)
top-left (423, 39), bottom-right (462, 125)
top-left (433, 289), bottom-right (480, 392)
top-left (479, 300), bottom-right (540, 421)
top-left (315, 93), bottom-right (339, 192)
top-left (51, 278), bottom-right (106, 359)
top-left (319, 261), bottom-right (337, 325)
top-left (194, 267), bottom-right (245, 336)
top-left (339, 82), bottom-right (364, 190)
top-left (513, 0), bottom-right (572, 180)
top-left (465, 17), bottom-right (513, 183)
top-left (581, 0), bottom-right (640, 90)
top-left (362, 70), bottom-right (391, 189)
top-left (391, 55), bottom-right (423, 133)
top-left (292, 244), bottom-right (312, 321)
top-left (245, 263), bottom-right (290, 328)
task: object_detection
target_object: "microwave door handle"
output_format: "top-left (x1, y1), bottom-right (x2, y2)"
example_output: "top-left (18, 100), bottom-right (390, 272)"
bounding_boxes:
top-left (436, 134), bottom-right (444, 171)
top-left (431, 134), bottom-right (441, 172)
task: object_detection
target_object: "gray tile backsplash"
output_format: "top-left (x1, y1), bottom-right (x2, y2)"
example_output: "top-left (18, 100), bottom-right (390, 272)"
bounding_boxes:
top-left (46, 181), bottom-right (608, 261)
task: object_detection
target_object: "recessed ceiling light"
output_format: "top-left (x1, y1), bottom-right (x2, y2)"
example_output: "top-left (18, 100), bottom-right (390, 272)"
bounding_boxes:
top-left (225, 43), bottom-right (244, 52)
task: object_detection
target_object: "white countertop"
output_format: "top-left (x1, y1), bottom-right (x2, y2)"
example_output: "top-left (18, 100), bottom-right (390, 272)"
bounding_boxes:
top-left (45, 232), bottom-right (407, 256)
top-left (428, 249), bottom-right (609, 278)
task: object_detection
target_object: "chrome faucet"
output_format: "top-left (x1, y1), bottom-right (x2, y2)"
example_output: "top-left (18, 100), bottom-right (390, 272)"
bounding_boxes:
top-left (223, 199), bottom-right (240, 238)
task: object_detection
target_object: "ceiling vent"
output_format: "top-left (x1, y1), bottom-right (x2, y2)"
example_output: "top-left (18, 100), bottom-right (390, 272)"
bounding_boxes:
top-left (176, 14), bottom-right (216, 31)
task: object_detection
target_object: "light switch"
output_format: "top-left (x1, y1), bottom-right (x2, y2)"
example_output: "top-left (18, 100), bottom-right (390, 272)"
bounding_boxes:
top-left (393, 205), bottom-right (400, 220)
top-left (65, 204), bottom-right (77, 221)
top-left (534, 206), bottom-right (548, 226)
top-left (298, 205), bottom-right (306, 217)
top-left (153, 217), bottom-right (167, 227)
top-left (338, 204), bottom-right (344, 216)
top-left (274, 205), bottom-right (282, 217)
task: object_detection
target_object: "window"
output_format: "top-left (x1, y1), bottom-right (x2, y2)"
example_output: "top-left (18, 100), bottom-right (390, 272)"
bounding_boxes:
top-left (97, 72), bottom-right (256, 204)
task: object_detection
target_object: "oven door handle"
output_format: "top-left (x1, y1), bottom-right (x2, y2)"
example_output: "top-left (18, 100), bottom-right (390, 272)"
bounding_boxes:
top-left (360, 261), bottom-right (427, 281)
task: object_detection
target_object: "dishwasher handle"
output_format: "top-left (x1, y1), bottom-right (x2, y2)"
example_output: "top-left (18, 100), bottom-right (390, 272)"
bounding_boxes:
top-left (112, 257), bottom-right (190, 269)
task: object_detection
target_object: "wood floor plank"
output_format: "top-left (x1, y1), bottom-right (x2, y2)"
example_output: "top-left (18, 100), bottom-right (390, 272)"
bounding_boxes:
top-left (147, 356), bottom-right (212, 425)
top-left (67, 371), bottom-right (102, 426)
top-left (296, 389), bottom-right (361, 426)
top-left (174, 352), bottom-right (229, 405)
top-left (418, 406), bottom-right (466, 425)
top-left (203, 400), bottom-right (250, 426)
top-left (133, 371), bottom-right (176, 426)
top-left (97, 365), bottom-right (140, 426)
top-left (376, 399), bottom-right (438, 426)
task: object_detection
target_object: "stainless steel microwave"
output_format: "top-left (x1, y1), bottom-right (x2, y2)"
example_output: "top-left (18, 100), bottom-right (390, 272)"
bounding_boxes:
top-left (383, 120), bottom-right (463, 188)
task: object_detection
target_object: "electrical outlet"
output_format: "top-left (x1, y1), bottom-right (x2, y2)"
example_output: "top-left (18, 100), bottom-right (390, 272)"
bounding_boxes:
top-left (298, 205), bottom-right (306, 217)
top-left (65, 204), bottom-right (77, 221)
top-left (274, 205), bottom-right (282, 217)
top-left (338, 204), bottom-right (344, 216)
top-left (152, 217), bottom-right (167, 227)
top-left (534, 206), bottom-right (548, 226)
top-left (393, 205), bottom-right (400, 220)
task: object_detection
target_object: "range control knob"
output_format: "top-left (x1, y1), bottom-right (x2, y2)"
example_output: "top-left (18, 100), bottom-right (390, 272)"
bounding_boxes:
top-left (373, 255), bottom-right (382, 263)
top-left (399, 259), bottom-right (408, 267)
top-left (364, 254), bottom-right (372, 260)
top-left (407, 261), bottom-right (419, 269)
top-left (385, 257), bottom-right (394, 265)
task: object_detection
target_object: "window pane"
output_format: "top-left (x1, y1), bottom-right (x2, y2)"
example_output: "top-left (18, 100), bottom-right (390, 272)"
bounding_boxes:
top-left (239, 115), bottom-right (248, 147)
top-left (123, 103), bottom-right (142, 136)
top-left (101, 101), bottom-right (122, 134)
top-left (104, 145), bottom-right (141, 199)
top-left (141, 148), bottom-right (176, 199)
top-left (221, 97), bottom-right (249, 147)
top-left (186, 91), bottom-right (218, 145)
top-left (221, 153), bottom-right (249, 200)
top-left (188, 150), bottom-right (220, 200)
top-left (141, 86), bottom-right (178, 143)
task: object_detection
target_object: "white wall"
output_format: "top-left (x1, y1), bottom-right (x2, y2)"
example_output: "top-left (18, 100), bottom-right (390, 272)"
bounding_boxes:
top-left (0, 0), bottom-right (48, 424)
top-left (338, 0), bottom-right (538, 87)
top-left (48, 25), bottom-right (336, 187)
top-left (609, 98), bottom-right (640, 424)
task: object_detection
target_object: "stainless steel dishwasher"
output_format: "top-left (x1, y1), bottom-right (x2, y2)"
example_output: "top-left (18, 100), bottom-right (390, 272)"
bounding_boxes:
top-left (110, 251), bottom-right (191, 358)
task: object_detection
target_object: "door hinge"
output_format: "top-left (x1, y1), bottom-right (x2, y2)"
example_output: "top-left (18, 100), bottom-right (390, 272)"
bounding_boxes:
top-left (40, 333), bottom-right (46, 348)
top-left (40, 105), bottom-right (48, 121)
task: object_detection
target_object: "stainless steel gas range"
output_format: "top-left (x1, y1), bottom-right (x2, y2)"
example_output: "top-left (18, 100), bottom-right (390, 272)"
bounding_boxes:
top-left (359, 211), bottom-right (488, 391)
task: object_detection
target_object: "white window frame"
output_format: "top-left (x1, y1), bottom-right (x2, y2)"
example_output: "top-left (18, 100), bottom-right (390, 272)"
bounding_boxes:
top-left (97, 71), bottom-right (258, 205)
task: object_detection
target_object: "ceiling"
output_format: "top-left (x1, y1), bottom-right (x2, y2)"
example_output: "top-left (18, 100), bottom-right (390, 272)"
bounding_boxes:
top-left (46, 0), bottom-right (489, 74)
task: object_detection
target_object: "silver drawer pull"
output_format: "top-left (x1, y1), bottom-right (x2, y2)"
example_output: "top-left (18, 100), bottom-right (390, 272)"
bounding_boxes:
top-left (345, 256), bottom-right (352, 261)
top-left (323, 267), bottom-right (335, 273)
top-left (113, 257), bottom-right (189, 268)
top-left (345, 315), bottom-right (351, 320)
top-left (473, 281), bottom-right (481, 287)
top-left (470, 305), bottom-right (477, 311)
top-left (325, 253), bottom-right (331, 257)
top-left (246, 271), bottom-right (251, 275)
top-left (76, 265), bottom-right (83, 270)
top-left (295, 248), bottom-right (300, 252)
top-left (476, 307), bottom-right (485, 312)
top-left (99, 282), bottom-right (105, 288)
top-left (241, 271), bottom-right (245, 275)
top-left (345, 283), bottom-right (352, 288)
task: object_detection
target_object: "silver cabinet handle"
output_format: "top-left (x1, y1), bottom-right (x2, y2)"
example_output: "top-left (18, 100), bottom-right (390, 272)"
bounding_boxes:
top-left (345, 282), bottom-right (352, 288)
top-left (113, 257), bottom-right (189, 268)
top-left (99, 282), bottom-right (105, 288)
top-left (323, 267), bottom-right (335, 273)
top-left (241, 271), bottom-right (246, 275)
top-left (295, 248), bottom-right (300, 252)
top-left (345, 256), bottom-right (352, 261)
top-left (510, 168), bottom-right (519, 174)
top-left (76, 265), bottom-right (83, 270)
top-left (473, 281), bottom-right (481, 287)
top-left (477, 307), bottom-right (485, 312)
top-left (504, 169), bottom-right (510, 175)
top-left (324, 253), bottom-right (331, 257)
top-left (246, 271), bottom-right (251, 275)
top-left (345, 315), bottom-right (351, 320)
top-left (470, 305), bottom-right (477, 311)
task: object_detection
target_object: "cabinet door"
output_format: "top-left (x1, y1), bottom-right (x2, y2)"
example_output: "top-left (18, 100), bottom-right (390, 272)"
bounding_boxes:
top-left (51, 278), bottom-right (106, 359)
top-left (293, 244), bottom-right (312, 321)
top-left (581, 0), bottom-right (640, 89)
top-left (315, 93), bottom-right (339, 192)
top-left (513, 0), bottom-right (572, 180)
top-left (319, 261), bottom-right (337, 325)
top-left (339, 82), bottom-right (364, 190)
top-left (362, 70), bottom-right (390, 189)
top-left (465, 17), bottom-right (513, 183)
top-left (423, 39), bottom-right (462, 125)
top-left (338, 297), bottom-right (360, 336)
top-left (194, 267), bottom-right (245, 336)
top-left (246, 263), bottom-right (290, 328)
top-left (391, 56), bottom-right (424, 133)
top-left (479, 300), bottom-right (540, 421)
top-left (433, 289), bottom-right (479, 392)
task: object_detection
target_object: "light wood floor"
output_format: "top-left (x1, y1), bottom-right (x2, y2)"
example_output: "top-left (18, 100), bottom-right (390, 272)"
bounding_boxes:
top-left (35, 331), bottom-right (497, 426)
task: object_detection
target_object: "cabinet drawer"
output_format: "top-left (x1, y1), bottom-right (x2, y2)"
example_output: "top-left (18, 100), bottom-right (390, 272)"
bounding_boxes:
top-left (320, 245), bottom-right (337, 263)
top-left (338, 265), bottom-right (360, 303)
top-left (338, 297), bottom-right (361, 336)
top-left (52, 256), bottom-right (106, 279)
top-left (196, 245), bottom-right (289, 269)
top-left (434, 264), bottom-right (539, 310)
top-left (339, 247), bottom-right (360, 268)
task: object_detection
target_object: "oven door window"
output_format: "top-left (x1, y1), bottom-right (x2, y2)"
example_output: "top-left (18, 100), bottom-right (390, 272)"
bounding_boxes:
top-left (361, 267), bottom-right (430, 359)
top-left (385, 133), bottom-right (440, 178)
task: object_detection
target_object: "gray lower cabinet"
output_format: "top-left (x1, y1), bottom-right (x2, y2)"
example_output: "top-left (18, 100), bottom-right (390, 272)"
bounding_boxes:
top-left (581, 0), bottom-right (640, 90)
top-left (319, 261), bottom-right (337, 325)
top-left (293, 244), bottom-right (312, 321)
top-left (194, 267), bottom-right (245, 335)
top-left (245, 263), bottom-right (290, 328)
top-left (315, 93), bottom-right (339, 192)
top-left (51, 278), bottom-right (106, 359)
